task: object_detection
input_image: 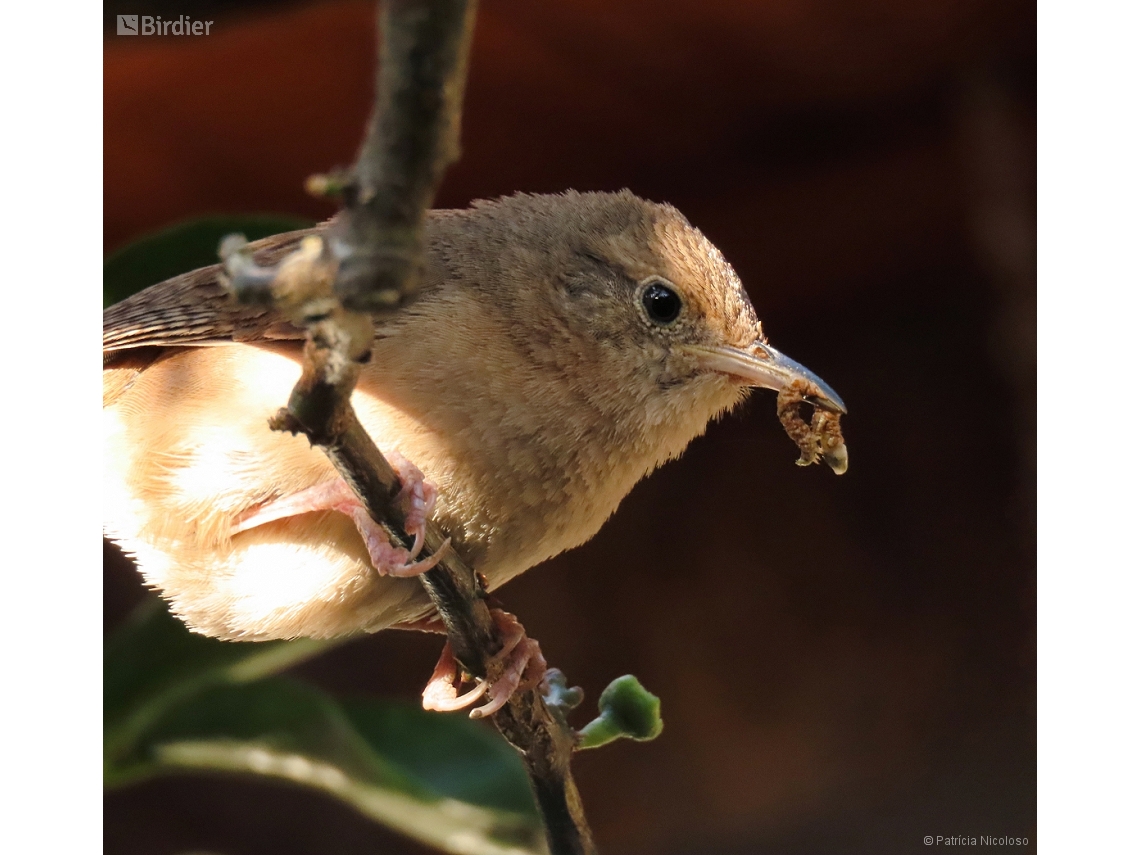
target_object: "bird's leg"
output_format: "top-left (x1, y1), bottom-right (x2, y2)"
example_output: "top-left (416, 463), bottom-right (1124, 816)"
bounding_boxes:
top-left (419, 609), bottom-right (547, 718)
top-left (231, 456), bottom-right (448, 578)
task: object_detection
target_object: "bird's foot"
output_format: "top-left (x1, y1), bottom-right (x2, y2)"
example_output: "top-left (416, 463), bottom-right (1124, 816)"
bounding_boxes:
top-left (384, 451), bottom-right (437, 559)
top-left (231, 466), bottom-right (447, 579)
top-left (421, 609), bottom-right (547, 719)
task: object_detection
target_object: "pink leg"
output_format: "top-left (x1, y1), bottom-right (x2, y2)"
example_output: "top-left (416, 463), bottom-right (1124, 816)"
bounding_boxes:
top-left (232, 471), bottom-right (448, 579)
top-left (420, 610), bottom-right (547, 719)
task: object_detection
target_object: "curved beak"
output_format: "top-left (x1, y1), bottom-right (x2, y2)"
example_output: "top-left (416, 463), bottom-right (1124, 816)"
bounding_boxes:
top-left (683, 342), bottom-right (847, 414)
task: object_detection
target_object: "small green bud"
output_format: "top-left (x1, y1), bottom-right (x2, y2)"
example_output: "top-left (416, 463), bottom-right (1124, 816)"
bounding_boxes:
top-left (576, 675), bottom-right (663, 750)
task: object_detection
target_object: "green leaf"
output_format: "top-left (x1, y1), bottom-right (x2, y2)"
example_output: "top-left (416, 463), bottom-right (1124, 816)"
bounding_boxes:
top-left (104, 598), bottom-right (334, 782)
top-left (119, 678), bottom-right (543, 855)
top-left (105, 600), bottom-right (544, 854)
top-left (342, 700), bottom-right (536, 816)
top-left (103, 214), bottom-right (313, 307)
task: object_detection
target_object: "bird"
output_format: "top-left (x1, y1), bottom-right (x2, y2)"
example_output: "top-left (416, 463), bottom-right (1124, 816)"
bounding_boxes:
top-left (103, 189), bottom-right (846, 714)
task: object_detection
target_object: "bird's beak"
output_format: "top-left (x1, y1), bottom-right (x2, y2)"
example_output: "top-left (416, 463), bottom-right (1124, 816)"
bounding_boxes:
top-left (683, 342), bottom-right (847, 414)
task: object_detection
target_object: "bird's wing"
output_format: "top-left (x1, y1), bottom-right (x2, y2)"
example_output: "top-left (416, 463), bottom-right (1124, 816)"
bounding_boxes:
top-left (103, 228), bottom-right (314, 357)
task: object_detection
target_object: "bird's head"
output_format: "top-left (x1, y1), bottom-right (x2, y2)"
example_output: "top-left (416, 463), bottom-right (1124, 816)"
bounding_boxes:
top-left (443, 190), bottom-right (846, 472)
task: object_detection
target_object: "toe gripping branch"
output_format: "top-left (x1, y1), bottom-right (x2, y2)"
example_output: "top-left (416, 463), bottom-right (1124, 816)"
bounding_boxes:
top-left (422, 609), bottom-right (548, 719)
top-left (229, 455), bottom-right (451, 579)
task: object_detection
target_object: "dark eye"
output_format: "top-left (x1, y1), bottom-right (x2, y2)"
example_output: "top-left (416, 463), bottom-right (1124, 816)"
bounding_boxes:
top-left (642, 281), bottom-right (682, 325)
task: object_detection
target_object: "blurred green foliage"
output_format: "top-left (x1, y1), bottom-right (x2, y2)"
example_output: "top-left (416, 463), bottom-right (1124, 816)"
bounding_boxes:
top-left (103, 214), bottom-right (313, 307)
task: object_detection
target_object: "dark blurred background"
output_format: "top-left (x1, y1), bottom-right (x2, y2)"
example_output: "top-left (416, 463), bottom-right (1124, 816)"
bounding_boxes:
top-left (103, 1), bottom-right (1035, 852)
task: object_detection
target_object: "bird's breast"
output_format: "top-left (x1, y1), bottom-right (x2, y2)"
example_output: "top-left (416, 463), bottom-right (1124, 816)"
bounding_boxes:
top-left (352, 345), bottom-right (676, 590)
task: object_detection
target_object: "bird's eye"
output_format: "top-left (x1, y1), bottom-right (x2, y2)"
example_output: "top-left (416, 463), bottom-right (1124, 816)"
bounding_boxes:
top-left (641, 281), bottom-right (682, 325)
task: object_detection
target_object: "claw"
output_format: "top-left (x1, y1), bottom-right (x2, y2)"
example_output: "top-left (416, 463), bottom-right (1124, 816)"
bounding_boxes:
top-left (386, 451), bottom-right (437, 559)
top-left (471, 636), bottom-right (546, 719)
top-left (419, 610), bottom-right (547, 719)
top-left (422, 641), bottom-right (489, 712)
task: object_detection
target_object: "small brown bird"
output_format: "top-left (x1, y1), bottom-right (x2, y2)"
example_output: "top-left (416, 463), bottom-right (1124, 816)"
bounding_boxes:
top-left (104, 190), bottom-right (845, 713)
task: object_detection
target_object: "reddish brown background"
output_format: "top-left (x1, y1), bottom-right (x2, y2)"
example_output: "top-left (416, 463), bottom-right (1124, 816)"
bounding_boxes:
top-left (104, 1), bottom-right (1036, 852)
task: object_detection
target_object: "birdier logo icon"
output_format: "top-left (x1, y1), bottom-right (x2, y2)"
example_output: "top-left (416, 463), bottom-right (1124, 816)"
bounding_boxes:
top-left (115, 14), bottom-right (214, 36)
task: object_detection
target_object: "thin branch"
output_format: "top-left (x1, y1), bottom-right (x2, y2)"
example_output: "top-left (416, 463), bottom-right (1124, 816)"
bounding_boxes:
top-left (225, 2), bottom-right (596, 852)
top-left (270, 392), bottom-right (596, 855)
top-left (333, 0), bottom-right (479, 312)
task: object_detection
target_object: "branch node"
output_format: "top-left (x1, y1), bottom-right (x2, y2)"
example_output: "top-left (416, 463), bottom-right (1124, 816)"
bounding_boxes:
top-left (543, 669), bottom-right (586, 727)
top-left (305, 168), bottom-right (353, 199)
top-left (268, 407), bottom-right (304, 436)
